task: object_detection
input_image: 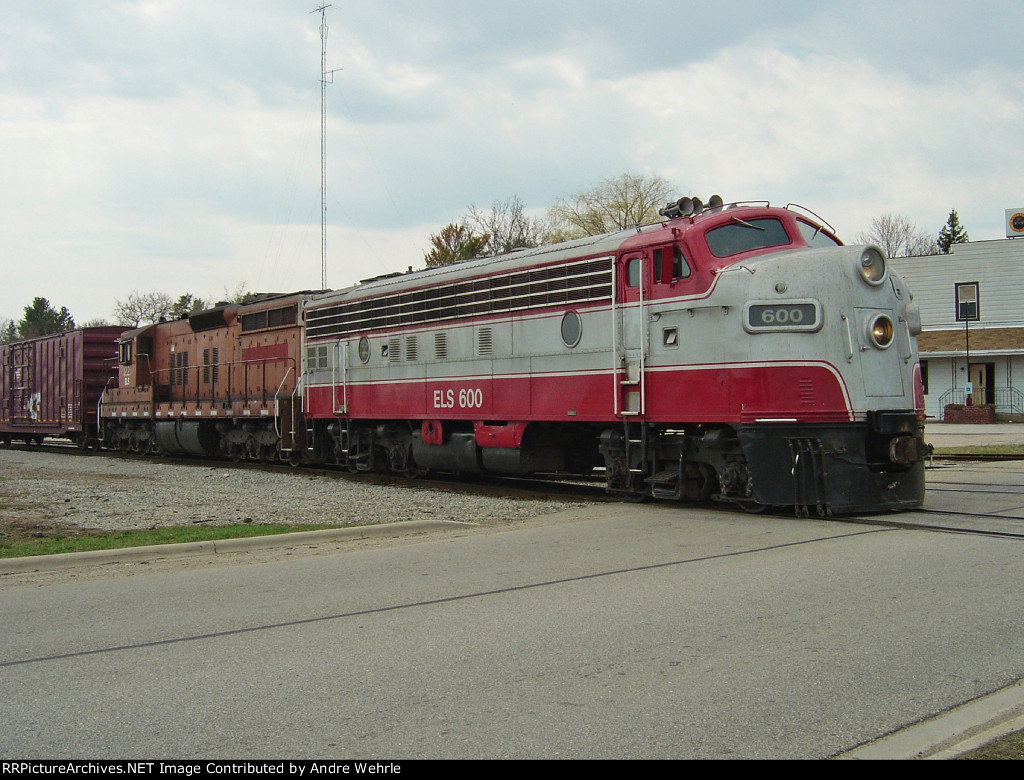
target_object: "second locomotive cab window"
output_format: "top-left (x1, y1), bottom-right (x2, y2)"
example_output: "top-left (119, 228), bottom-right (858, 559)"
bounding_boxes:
top-left (705, 218), bottom-right (790, 258)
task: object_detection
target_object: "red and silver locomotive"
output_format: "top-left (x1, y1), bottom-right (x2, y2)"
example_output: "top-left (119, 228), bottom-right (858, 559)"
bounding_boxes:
top-left (298, 198), bottom-right (928, 514)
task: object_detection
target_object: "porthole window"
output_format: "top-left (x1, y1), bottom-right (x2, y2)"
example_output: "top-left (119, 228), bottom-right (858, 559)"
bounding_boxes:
top-left (358, 336), bottom-right (370, 364)
top-left (561, 311), bottom-right (582, 348)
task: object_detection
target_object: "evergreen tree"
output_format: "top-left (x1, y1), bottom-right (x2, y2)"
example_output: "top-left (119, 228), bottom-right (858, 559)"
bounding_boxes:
top-left (937, 209), bottom-right (969, 254)
top-left (17, 297), bottom-right (75, 339)
top-left (170, 293), bottom-right (208, 319)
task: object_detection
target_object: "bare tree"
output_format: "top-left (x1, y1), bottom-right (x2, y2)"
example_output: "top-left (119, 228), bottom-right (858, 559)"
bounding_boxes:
top-left (0, 317), bottom-right (16, 344)
top-left (857, 214), bottom-right (936, 258)
top-left (113, 291), bottom-right (174, 328)
top-left (222, 282), bottom-right (258, 305)
top-left (465, 196), bottom-right (550, 255)
top-left (547, 172), bottom-right (679, 240)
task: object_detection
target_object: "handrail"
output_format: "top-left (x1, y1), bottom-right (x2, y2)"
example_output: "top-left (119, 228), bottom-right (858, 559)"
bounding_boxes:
top-left (939, 386), bottom-right (1024, 416)
top-left (147, 356), bottom-right (297, 408)
top-left (273, 366), bottom-right (295, 439)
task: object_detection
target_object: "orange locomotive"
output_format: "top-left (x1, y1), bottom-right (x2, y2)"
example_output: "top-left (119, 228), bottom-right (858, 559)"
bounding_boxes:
top-left (100, 293), bottom-right (313, 461)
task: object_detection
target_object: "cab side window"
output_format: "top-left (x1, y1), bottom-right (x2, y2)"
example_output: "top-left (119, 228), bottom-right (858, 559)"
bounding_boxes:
top-left (653, 246), bottom-right (692, 283)
top-left (626, 257), bottom-right (641, 287)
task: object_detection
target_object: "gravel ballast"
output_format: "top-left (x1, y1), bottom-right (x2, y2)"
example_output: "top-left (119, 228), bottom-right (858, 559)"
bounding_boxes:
top-left (0, 449), bottom-right (585, 533)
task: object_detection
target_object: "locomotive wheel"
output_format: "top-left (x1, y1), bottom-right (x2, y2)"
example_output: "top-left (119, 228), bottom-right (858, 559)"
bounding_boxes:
top-left (130, 433), bottom-right (145, 454)
top-left (624, 487), bottom-right (649, 503)
top-left (625, 471), bottom-right (649, 503)
top-left (402, 454), bottom-right (427, 479)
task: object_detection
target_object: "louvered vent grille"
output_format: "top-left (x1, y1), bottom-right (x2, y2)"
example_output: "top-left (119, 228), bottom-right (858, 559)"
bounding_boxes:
top-left (305, 256), bottom-right (613, 340)
top-left (477, 327), bottom-right (493, 356)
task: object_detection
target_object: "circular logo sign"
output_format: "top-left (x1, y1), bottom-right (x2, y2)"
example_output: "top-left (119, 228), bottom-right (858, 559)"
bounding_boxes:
top-left (1011, 213), bottom-right (1024, 234)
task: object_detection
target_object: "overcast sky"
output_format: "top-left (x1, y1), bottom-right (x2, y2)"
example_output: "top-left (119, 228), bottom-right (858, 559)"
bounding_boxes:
top-left (2, 0), bottom-right (1021, 324)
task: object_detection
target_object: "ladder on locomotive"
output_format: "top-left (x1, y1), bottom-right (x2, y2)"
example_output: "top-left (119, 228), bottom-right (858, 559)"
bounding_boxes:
top-left (610, 253), bottom-right (653, 496)
top-left (612, 253), bottom-right (647, 419)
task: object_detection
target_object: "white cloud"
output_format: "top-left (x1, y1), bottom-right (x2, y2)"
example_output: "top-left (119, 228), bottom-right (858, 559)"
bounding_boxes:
top-left (2, 1), bottom-right (1022, 324)
top-left (607, 45), bottom-right (1024, 241)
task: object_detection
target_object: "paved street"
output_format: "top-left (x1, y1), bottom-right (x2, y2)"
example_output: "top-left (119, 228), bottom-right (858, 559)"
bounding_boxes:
top-left (3, 460), bottom-right (1024, 758)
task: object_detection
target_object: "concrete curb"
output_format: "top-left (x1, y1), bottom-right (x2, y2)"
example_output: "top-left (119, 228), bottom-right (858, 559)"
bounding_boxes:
top-left (836, 678), bottom-right (1024, 760)
top-left (0, 519), bottom-right (458, 575)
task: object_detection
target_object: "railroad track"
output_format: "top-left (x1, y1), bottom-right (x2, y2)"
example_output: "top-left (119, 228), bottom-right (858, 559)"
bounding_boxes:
top-left (0, 438), bottom-right (610, 504)
top-left (838, 512), bottom-right (1024, 540)
top-left (6, 439), bottom-right (1024, 535)
top-left (928, 453), bottom-right (1024, 463)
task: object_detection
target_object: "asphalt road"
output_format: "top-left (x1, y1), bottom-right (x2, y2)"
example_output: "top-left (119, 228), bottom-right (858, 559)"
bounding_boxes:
top-left (3, 483), bottom-right (1024, 759)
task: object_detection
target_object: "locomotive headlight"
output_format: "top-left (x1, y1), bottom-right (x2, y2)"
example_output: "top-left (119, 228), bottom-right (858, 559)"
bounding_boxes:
top-left (858, 247), bottom-right (887, 286)
top-left (869, 314), bottom-right (895, 348)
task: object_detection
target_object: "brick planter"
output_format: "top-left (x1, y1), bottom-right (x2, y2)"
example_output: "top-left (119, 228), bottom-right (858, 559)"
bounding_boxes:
top-left (943, 404), bottom-right (996, 423)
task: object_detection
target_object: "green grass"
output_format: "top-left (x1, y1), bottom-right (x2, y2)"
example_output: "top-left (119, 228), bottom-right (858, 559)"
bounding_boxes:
top-left (0, 523), bottom-right (340, 560)
top-left (956, 728), bottom-right (1024, 760)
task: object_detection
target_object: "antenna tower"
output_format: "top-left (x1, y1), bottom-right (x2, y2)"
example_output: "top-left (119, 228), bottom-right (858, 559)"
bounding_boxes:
top-left (312, 4), bottom-right (340, 290)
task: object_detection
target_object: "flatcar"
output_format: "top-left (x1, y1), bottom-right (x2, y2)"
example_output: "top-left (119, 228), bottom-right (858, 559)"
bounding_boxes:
top-left (1, 326), bottom-right (125, 449)
top-left (100, 293), bottom-right (314, 461)
top-left (298, 198), bottom-right (929, 514)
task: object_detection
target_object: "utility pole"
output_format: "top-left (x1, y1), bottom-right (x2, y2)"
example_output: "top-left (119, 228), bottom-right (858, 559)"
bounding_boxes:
top-left (311, 4), bottom-right (340, 290)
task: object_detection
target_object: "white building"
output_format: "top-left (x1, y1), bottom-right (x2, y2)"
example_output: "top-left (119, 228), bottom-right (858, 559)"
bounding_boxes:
top-left (891, 238), bottom-right (1024, 420)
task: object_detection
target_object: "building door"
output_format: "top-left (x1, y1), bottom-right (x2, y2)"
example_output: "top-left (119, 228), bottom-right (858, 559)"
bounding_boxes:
top-left (968, 362), bottom-right (996, 405)
top-left (968, 363), bottom-right (986, 404)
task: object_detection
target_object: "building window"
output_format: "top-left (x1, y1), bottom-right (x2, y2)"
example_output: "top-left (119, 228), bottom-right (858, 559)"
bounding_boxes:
top-left (955, 282), bottom-right (980, 322)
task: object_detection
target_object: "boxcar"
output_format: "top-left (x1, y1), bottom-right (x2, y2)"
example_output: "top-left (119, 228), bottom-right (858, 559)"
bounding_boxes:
top-left (0, 327), bottom-right (124, 448)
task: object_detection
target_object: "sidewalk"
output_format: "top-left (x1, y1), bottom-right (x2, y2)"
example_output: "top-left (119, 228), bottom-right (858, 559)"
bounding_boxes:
top-left (924, 421), bottom-right (1024, 449)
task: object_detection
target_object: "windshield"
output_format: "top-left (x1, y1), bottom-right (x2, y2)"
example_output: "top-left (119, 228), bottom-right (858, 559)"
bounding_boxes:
top-left (797, 220), bottom-right (841, 248)
top-left (705, 218), bottom-right (791, 258)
